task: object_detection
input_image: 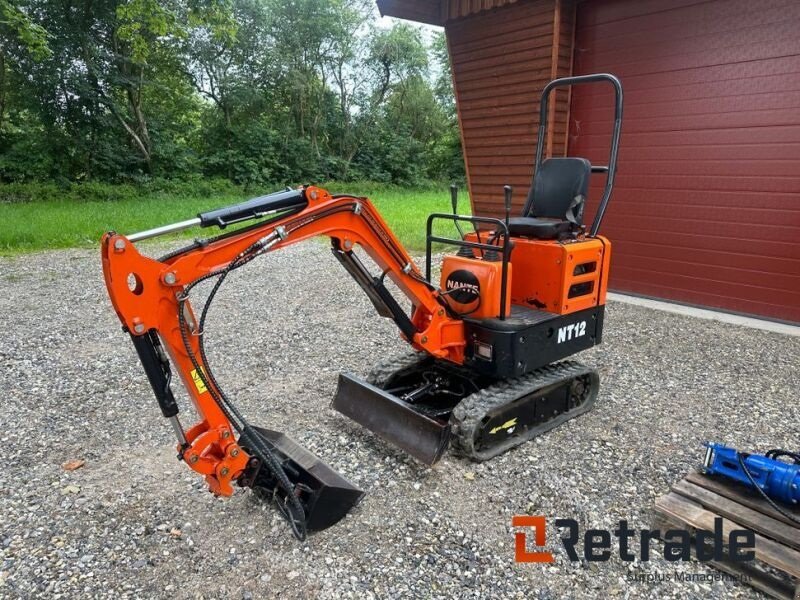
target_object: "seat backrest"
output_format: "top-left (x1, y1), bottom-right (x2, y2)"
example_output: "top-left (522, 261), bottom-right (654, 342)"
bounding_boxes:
top-left (524, 157), bottom-right (591, 220)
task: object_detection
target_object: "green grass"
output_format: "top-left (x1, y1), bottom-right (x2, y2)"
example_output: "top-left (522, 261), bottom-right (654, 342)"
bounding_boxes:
top-left (0, 182), bottom-right (469, 254)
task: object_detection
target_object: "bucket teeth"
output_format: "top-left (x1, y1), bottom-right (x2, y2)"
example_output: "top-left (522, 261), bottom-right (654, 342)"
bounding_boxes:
top-left (332, 373), bottom-right (451, 465)
top-left (238, 426), bottom-right (364, 532)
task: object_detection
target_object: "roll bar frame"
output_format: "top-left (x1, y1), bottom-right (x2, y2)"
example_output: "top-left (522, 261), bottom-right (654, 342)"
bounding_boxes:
top-left (529, 73), bottom-right (624, 237)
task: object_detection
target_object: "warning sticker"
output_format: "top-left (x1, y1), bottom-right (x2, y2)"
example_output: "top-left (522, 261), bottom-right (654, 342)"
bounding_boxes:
top-left (190, 368), bottom-right (208, 394)
top-left (489, 417), bottom-right (517, 435)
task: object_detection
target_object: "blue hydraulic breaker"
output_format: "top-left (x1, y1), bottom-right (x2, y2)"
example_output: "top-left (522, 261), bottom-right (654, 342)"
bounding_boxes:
top-left (703, 442), bottom-right (800, 506)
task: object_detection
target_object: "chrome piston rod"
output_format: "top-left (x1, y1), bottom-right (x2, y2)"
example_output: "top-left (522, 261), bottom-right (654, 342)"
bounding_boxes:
top-left (125, 188), bottom-right (307, 243)
top-left (127, 217), bottom-right (202, 242)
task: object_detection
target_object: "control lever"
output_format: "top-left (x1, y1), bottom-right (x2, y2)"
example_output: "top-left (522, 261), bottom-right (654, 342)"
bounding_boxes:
top-left (450, 184), bottom-right (465, 240)
top-left (503, 185), bottom-right (513, 230)
top-left (451, 184), bottom-right (474, 258)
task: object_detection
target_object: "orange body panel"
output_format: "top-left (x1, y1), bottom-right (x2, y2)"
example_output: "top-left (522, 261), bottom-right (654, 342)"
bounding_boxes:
top-left (465, 232), bottom-right (611, 315)
top-left (439, 254), bottom-right (512, 319)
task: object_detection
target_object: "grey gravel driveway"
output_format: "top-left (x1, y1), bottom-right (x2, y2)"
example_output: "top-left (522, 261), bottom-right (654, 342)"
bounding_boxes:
top-left (0, 242), bottom-right (797, 599)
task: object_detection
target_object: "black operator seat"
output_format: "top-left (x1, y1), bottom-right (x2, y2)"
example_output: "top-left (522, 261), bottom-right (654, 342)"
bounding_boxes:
top-left (508, 157), bottom-right (591, 240)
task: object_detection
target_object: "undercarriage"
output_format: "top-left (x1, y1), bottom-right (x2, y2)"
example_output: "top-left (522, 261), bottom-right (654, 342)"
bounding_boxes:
top-left (342, 351), bottom-right (599, 463)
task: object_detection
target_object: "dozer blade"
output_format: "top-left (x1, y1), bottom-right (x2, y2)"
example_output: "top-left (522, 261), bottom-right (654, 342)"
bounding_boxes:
top-left (332, 373), bottom-right (451, 465)
top-left (238, 426), bottom-right (364, 532)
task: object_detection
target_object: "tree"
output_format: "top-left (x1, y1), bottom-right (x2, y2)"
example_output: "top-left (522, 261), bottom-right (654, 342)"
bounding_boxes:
top-left (429, 31), bottom-right (464, 182)
top-left (0, 0), bottom-right (464, 185)
top-left (0, 2), bottom-right (50, 179)
top-left (367, 22), bottom-right (427, 105)
top-left (182, 0), bottom-right (266, 179)
top-left (3, 0), bottom-right (178, 176)
top-left (0, 0), bottom-right (50, 133)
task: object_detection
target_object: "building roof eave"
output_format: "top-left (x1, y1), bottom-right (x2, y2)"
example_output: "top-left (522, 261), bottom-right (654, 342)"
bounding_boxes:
top-left (375, 0), bottom-right (444, 26)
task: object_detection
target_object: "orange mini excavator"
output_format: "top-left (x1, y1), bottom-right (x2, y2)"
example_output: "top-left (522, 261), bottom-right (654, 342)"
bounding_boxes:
top-left (101, 74), bottom-right (623, 539)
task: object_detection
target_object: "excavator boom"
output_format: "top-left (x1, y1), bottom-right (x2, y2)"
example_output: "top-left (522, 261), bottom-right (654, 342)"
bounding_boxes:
top-left (101, 186), bottom-right (465, 538)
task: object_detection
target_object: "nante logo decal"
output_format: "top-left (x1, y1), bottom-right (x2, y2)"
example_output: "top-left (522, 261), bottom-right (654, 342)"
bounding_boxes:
top-left (557, 321), bottom-right (586, 343)
top-left (445, 269), bottom-right (480, 304)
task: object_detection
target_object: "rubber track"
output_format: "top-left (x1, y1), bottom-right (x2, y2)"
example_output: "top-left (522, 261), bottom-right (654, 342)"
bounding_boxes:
top-left (450, 360), bottom-right (599, 462)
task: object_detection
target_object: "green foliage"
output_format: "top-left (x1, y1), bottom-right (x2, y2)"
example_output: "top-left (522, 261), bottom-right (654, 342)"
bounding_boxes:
top-left (0, 0), bottom-right (51, 60)
top-left (0, 177), bottom-right (241, 203)
top-left (116, 0), bottom-right (179, 64)
top-left (0, 0), bottom-right (465, 186)
top-left (368, 22), bottom-right (428, 96)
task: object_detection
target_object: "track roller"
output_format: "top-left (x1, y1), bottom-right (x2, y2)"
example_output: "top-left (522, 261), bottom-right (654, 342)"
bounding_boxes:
top-left (450, 360), bottom-right (599, 461)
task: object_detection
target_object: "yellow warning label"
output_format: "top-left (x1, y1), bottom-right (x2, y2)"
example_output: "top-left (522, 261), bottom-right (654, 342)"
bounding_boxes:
top-left (489, 417), bottom-right (518, 435)
top-left (190, 368), bottom-right (208, 394)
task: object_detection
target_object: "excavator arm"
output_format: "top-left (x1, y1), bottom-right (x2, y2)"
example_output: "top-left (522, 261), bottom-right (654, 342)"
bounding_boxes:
top-left (100, 185), bottom-right (465, 538)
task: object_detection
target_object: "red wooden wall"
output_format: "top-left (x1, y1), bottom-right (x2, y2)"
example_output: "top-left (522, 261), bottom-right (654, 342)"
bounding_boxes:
top-left (570, 0), bottom-right (800, 322)
top-left (446, 0), bottom-right (575, 216)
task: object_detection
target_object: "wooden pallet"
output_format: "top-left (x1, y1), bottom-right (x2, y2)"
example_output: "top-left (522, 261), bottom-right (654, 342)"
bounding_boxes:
top-left (654, 471), bottom-right (800, 600)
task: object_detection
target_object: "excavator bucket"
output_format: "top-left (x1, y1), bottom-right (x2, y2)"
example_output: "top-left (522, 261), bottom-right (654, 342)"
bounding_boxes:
top-left (238, 426), bottom-right (364, 532)
top-left (332, 373), bottom-right (451, 465)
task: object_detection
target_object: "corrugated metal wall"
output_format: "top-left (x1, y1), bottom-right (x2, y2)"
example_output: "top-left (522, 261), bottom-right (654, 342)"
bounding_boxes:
top-left (446, 0), bottom-right (574, 216)
top-left (570, 0), bottom-right (800, 322)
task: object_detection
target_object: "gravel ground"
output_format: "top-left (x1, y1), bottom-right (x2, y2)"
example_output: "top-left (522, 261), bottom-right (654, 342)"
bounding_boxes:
top-left (0, 242), bottom-right (797, 599)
